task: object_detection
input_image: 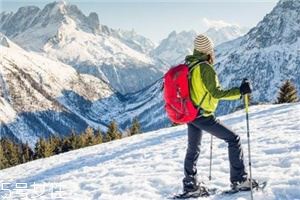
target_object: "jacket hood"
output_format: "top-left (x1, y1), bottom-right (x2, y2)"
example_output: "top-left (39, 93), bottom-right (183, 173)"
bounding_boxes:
top-left (185, 50), bottom-right (209, 63)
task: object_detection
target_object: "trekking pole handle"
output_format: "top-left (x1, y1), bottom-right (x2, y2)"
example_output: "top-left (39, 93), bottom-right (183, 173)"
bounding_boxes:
top-left (245, 94), bottom-right (249, 113)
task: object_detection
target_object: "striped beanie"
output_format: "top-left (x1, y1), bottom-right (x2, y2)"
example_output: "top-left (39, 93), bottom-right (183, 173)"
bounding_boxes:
top-left (194, 34), bottom-right (214, 55)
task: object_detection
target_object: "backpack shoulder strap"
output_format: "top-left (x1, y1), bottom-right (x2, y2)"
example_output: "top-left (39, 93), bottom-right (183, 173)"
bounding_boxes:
top-left (187, 60), bottom-right (209, 111)
top-left (187, 60), bottom-right (209, 72)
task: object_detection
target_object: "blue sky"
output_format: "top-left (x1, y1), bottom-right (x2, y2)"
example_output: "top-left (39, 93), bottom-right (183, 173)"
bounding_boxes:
top-left (1, 0), bottom-right (279, 42)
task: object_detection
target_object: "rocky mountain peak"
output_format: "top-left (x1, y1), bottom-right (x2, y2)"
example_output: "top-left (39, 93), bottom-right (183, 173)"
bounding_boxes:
top-left (0, 6), bottom-right (40, 37)
top-left (0, 1), bottom-right (101, 37)
top-left (43, 1), bottom-right (68, 15)
top-left (151, 30), bottom-right (197, 66)
top-left (17, 6), bottom-right (41, 14)
top-left (242, 0), bottom-right (300, 49)
top-left (87, 12), bottom-right (100, 34)
top-left (278, 0), bottom-right (300, 9)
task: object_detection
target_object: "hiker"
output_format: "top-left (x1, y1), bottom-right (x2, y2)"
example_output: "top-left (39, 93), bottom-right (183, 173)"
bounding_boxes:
top-left (182, 34), bottom-right (256, 193)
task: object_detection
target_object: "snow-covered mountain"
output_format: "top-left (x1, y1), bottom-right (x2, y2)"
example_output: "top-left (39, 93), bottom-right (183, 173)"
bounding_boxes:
top-left (0, 1), bottom-right (161, 94)
top-left (113, 29), bottom-right (156, 54)
top-left (0, 34), bottom-right (168, 145)
top-left (214, 0), bottom-right (300, 114)
top-left (151, 25), bottom-right (247, 66)
top-left (1, 103), bottom-right (299, 199)
top-left (205, 25), bottom-right (248, 46)
top-left (151, 30), bottom-right (197, 66)
top-left (0, 33), bottom-right (114, 143)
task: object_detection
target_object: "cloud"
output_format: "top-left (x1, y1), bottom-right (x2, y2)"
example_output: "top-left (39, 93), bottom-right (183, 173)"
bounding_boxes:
top-left (202, 18), bottom-right (240, 29)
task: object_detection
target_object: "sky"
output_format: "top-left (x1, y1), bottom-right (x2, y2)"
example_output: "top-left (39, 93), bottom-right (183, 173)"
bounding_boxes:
top-left (1, 0), bottom-right (279, 43)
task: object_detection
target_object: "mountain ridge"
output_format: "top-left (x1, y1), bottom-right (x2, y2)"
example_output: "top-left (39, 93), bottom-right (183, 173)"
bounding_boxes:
top-left (0, 1), bottom-right (161, 94)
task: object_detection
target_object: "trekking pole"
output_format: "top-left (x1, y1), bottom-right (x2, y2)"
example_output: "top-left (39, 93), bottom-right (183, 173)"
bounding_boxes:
top-left (244, 94), bottom-right (254, 200)
top-left (209, 135), bottom-right (213, 181)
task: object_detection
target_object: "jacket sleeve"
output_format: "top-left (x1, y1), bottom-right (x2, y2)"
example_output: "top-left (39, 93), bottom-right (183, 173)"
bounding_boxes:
top-left (201, 64), bottom-right (241, 100)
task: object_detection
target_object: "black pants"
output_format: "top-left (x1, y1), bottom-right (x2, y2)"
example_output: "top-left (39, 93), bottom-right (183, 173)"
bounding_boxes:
top-left (184, 115), bottom-right (247, 184)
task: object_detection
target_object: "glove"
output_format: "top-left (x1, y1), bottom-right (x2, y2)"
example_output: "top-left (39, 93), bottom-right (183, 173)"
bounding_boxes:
top-left (240, 78), bottom-right (252, 95)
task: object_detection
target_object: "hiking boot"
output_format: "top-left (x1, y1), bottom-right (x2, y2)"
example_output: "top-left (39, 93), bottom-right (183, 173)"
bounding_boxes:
top-left (183, 180), bottom-right (200, 193)
top-left (231, 178), bottom-right (259, 191)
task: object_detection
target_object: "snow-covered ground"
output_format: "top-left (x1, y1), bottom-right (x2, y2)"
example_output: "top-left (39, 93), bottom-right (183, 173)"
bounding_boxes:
top-left (0, 103), bottom-right (300, 200)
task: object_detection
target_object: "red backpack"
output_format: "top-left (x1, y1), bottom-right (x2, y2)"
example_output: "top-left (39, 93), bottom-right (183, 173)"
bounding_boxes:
top-left (163, 61), bottom-right (205, 124)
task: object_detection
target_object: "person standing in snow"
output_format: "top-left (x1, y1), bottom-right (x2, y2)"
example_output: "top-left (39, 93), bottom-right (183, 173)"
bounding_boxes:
top-left (182, 34), bottom-right (256, 193)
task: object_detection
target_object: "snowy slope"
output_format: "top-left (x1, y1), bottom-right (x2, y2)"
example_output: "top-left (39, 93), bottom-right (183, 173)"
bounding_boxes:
top-left (0, 1), bottom-right (161, 94)
top-left (0, 103), bottom-right (299, 200)
top-left (0, 33), bottom-right (114, 144)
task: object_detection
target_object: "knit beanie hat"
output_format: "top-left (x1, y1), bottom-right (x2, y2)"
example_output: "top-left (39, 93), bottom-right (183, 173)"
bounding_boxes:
top-left (194, 34), bottom-right (214, 55)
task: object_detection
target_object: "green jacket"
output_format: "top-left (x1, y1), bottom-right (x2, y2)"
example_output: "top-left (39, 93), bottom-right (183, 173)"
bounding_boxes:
top-left (186, 50), bottom-right (241, 116)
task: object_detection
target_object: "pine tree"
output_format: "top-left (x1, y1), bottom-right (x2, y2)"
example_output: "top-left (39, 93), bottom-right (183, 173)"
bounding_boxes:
top-left (34, 138), bottom-right (47, 159)
top-left (20, 142), bottom-right (34, 163)
top-left (34, 138), bottom-right (42, 159)
top-left (61, 137), bottom-right (72, 153)
top-left (74, 133), bottom-right (84, 149)
top-left (1, 138), bottom-right (20, 166)
top-left (94, 130), bottom-right (103, 145)
top-left (83, 127), bottom-right (95, 146)
top-left (61, 130), bottom-right (83, 152)
top-left (107, 120), bottom-right (121, 140)
top-left (0, 141), bottom-right (9, 169)
top-left (129, 117), bottom-right (141, 136)
top-left (11, 142), bottom-right (20, 166)
top-left (44, 138), bottom-right (54, 158)
top-left (50, 136), bottom-right (63, 155)
top-left (69, 132), bottom-right (79, 150)
top-left (276, 80), bottom-right (299, 104)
